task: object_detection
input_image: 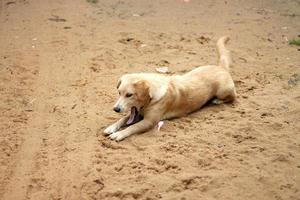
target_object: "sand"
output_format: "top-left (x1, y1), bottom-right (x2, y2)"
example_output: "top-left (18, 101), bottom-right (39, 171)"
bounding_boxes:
top-left (0, 0), bottom-right (300, 199)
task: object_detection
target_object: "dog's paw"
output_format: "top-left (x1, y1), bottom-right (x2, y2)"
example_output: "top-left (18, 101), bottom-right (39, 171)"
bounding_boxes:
top-left (109, 131), bottom-right (126, 142)
top-left (103, 124), bottom-right (119, 135)
top-left (212, 99), bottom-right (224, 105)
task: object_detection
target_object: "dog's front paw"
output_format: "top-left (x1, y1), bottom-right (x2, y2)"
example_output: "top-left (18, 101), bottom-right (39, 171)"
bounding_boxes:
top-left (103, 124), bottom-right (119, 135)
top-left (109, 131), bottom-right (127, 142)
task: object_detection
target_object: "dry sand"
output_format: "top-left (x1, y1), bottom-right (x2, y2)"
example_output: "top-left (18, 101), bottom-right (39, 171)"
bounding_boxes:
top-left (0, 0), bottom-right (300, 199)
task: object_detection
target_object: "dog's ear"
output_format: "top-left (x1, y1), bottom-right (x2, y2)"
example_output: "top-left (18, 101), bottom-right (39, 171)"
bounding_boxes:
top-left (133, 80), bottom-right (152, 100)
top-left (133, 80), bottom-right (149, 92)
top-left (116, 79), bottom-right (122, 89)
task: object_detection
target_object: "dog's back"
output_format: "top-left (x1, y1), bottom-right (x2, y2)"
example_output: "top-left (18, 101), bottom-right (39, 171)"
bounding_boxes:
top-left (161, 36), bottom-right (235, 118)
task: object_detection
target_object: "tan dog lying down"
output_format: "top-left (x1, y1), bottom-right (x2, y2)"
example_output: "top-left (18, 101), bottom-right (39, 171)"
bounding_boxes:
top-left (104, 36), bottom-right (236, 141)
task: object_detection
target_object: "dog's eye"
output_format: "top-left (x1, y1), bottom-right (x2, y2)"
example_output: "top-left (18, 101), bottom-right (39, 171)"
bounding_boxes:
top-left (125, 93), bottom-right (133, 98)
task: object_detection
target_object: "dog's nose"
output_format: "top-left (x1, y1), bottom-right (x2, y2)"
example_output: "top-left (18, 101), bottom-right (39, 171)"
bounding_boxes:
top-left (113, 106), bottom-right (121, 113)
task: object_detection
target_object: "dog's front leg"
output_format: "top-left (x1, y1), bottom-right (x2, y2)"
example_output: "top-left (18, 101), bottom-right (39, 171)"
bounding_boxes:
top-left (109, 119), bottom-right (156, 141)
top-left (103, 115), bottom-right (129, 135)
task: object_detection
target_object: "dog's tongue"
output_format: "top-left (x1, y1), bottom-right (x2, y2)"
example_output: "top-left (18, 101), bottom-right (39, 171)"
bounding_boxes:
top-left (127, 107), bottom-right (137, 125)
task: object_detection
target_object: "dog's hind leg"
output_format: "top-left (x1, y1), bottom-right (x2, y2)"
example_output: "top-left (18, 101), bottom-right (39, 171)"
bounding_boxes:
top-left (215, 86), bottom-right (236, 103)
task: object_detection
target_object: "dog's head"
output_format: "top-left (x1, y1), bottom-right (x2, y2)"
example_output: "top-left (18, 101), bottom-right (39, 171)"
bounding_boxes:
top-left (113, 75), bottom-right (152, 124)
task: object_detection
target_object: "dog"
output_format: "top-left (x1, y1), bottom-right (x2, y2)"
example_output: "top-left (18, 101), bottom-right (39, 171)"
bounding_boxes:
top-left (104, 36), bottom-right (236, 141)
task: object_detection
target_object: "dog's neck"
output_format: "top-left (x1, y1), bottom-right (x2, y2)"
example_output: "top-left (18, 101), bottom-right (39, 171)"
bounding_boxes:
top-left (149, 79), bottom-right (169, 103)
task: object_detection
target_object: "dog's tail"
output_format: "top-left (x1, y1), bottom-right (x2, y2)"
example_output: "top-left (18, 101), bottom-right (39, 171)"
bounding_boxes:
top-left (217, 36), bottom-right (231, 71)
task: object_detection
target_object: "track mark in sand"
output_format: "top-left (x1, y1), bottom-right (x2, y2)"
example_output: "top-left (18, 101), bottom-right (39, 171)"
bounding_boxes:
top-left (88, 50), bottom-right (118, 72)
top-left (96, 188), bottom-right (150, 200)
top-left (160, 141), bottom-right (194, 155)
top-left (24, 127), bottom-right (53, 199)
top-left (197, 158), bottom-right (212, 168)
top-left (80, 178), bottom-right (105, 199)
top-left (232, 134), bottom-right (256, 144)
top-left (0, 51), bottom-right (37, 197)
top-left (0, 49), bottom-right (48, 199)
top-left (48, 15), bottom-right (67, 22)
top-left (167, 176), bottom-right (213, 192)
top-left (97, 135), bottom-right (126, 150)
top-left (2, 107), bottom-right (48, 200)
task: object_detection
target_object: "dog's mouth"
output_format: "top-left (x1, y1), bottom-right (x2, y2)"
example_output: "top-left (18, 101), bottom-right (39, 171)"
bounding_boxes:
top-left (126, 107), bottom-right (143, 125)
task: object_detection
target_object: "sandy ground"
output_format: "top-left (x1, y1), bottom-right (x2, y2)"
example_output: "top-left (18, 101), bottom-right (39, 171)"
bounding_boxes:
top-left (1, 0), bottom-right (300, 199)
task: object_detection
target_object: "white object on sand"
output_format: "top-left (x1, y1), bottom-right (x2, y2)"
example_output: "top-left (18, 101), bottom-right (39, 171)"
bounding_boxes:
top-left (155, 67), bottom-right (168, 74)
top-left (157, 121), bottom-right (164, 131)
